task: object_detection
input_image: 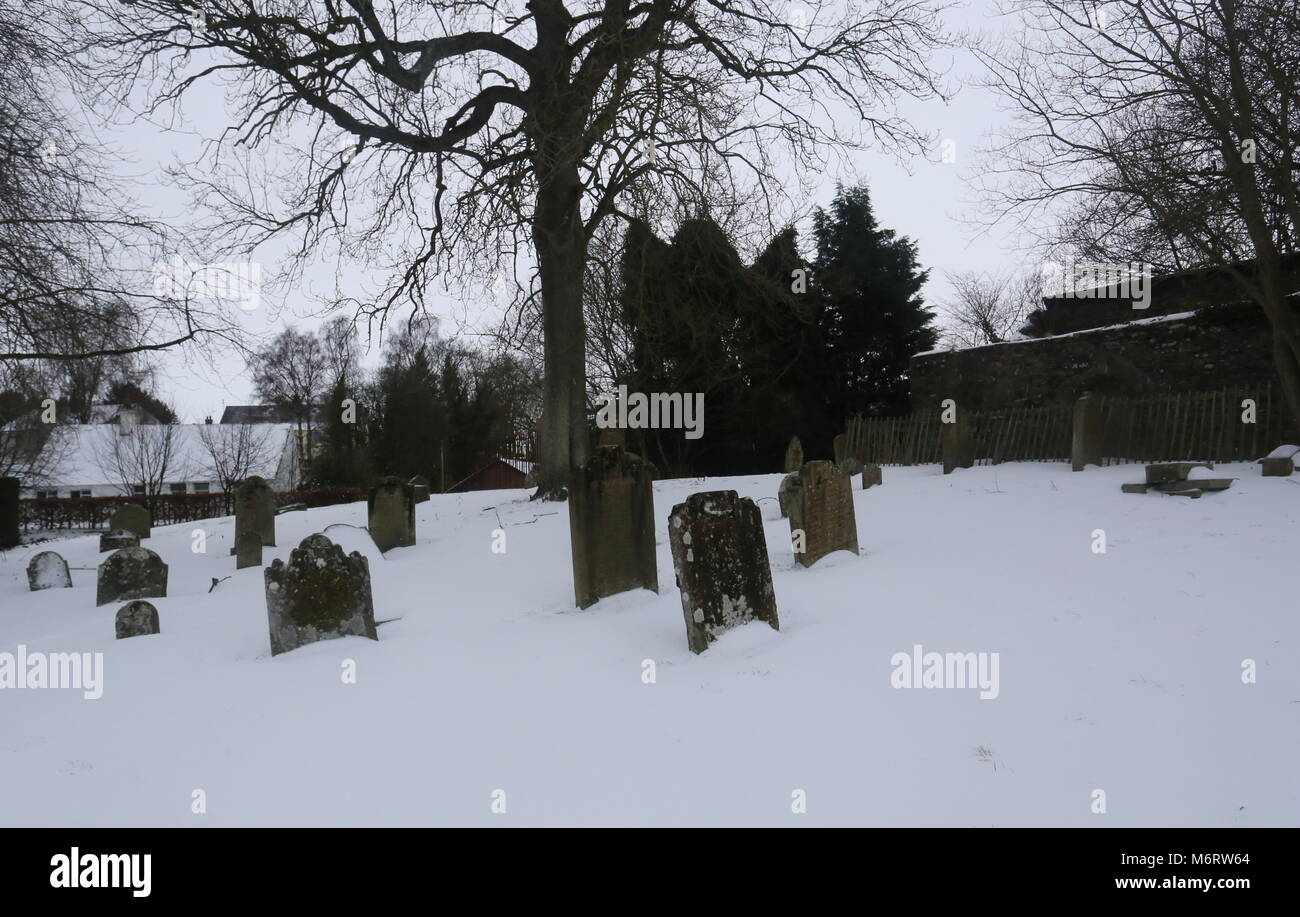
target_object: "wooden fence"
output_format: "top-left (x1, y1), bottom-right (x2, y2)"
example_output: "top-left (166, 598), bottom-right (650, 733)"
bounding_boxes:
top-left (849, 385), bottom-right (1292, 467)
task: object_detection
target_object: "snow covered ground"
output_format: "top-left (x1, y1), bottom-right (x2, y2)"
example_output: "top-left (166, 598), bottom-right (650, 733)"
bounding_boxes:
top-left (1, 462), bottom-right (1296, 827)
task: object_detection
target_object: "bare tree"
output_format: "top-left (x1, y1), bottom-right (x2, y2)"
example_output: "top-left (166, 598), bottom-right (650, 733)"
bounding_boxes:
top-left (197, 422), bottom-right (279, 492)
top-left (92, 422), bottom-right (186, 513)
top-left (975, 0), bottom-right (1300, 428)
top-left (941, 269), bottom-right (1040, 347)
top-left (80, 0), bottom-right (952, 497)
top-left (248, 327), bottom-right (329, 465)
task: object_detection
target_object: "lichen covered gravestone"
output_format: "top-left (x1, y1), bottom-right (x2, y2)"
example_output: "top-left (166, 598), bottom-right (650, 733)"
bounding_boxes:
top-left (99, 530), bottom-right (139, 553)
top-left (367, 476), bottom-right (416, 552)
top-left (668, 490), bottom-right (779, 654)
top-left (783, 437), bottom-right (804, 474)
top-left (0, 476), bottom-right (18, 550)
top-left (787, 460), bottom-right (860, 568)
top-left (108, 503), bottom-right (150, 539)
top-left (27, 551), bottom-right (71, 591)
top-left (115, 601), bottom-right (159, 639)
top-left (232, 476), bottom-right (275, 555)
top-left (96, 546), bottom-right (167, 607)
top-left (568, 445), bottom-right (658, 609)
top-left (236, 530), bottom-right (263, 570)
top-left (264, 533), bottom-right (377, 656)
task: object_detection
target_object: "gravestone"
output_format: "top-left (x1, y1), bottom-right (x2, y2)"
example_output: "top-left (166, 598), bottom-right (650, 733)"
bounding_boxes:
top-left (0, 476), bottom-right (17, 550)
top-left (783, 437), bottom-right (804, 474)
top-left (832, 433), bottom-right (848, 466)
top-left (788, 460), bottom-right (859, 568)
top-left (99, 530), bottom-right (139, 553)
top-left (236, 530), bottom-right (263, 570)
top-left (568, 445), bottom-right (657, 609)
top-left (1070, 393), bottom-right (1104, 471)
top-left (231, 476), bottom-right (275, 555)
top-left (1145, 462), bottom-right (1212, 485)
top-left (838, 456), bottom-right (864, 480)
top-left (409, 475), bottom-right (431, 504)
top-left (96, 546), bottom-right (168, 607)
top-left (367, 476), bottom-right (416, 552)
top-left (778, 472), bottom-right (799, 518)
top-left (941, 412), bottom-right (974, 474)
top-left (1261, 457), bottom-right (1295, 477)
top-left (264, 533), bottom-right (377, 656)
top-left (668, 491), bottom-right (779, 654)
top-left (862, 464), bottom-right (883, 489)
top-left (115, 601), bottom-right (160, 639)
top-left (108, 503), bottom-right (150, 539)
top-left (27, 551), bottom-right (71, 591)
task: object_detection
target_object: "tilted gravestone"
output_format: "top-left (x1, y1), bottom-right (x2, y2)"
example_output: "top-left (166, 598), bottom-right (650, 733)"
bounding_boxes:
top-left (108, 503), bottom-right (150, 539)
top-left (408, 475), bottom-right (431, 504)
top-left (96, 546), bottom-right (168, 607)
top-left (862, 464), bottom-right (883, 489)
top-left (0, 476), bottom-right (18, 550)
top-left (236, 530), bottom-right (264, 570)
top-left (668, 491), bottom-right (779, 654)
top-left (568, 445), bottom-right (658, 609)
top-left (115, 601), bottom-right (160, 639)
top-left (99, 530), bottom-right (139, 553)
top-left (367, 476), bottom-right (416, 552)
top-left (231, 476), bottom-right (275, 555)
top-left (264, 533), bottom-right (377, 656)
top-left (1071, 393), bottom-right (1104, 471)
top-left (941, 411), bottom-right (975, 474)
top-left (27, 551), bottom-right (71, 591)
top-left (787, 460), bottom-right (860, 568)
top-left (778, 471), bottom-right (799, 518)
top-left (783, 437), bottom-right (804, 474)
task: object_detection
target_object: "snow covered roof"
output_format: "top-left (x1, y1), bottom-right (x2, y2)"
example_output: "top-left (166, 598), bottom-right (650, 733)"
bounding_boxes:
top-left (917, 310), bottom-right (1199, 358)
top-left (501, 458), bottom-right (535, 475)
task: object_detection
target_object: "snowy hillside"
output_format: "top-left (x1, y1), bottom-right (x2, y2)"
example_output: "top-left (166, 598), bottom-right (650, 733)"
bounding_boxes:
top-left (1, 463), bottom-right (1297, 827)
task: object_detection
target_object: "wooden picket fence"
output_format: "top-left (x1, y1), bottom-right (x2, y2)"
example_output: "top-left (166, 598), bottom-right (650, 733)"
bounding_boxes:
top-left (848, 384), bottom-right (1291, 467)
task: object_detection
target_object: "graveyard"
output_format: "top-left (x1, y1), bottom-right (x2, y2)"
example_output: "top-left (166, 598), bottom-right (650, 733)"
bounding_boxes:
top-left (1, 460), bottom-right (1296, 827)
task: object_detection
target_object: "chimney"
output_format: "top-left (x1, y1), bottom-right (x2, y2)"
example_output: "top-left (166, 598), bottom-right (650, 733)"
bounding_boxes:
top-left (205, 415), bottom-right (213, 424)
top-left (117, 412), bottom-right (136, 436)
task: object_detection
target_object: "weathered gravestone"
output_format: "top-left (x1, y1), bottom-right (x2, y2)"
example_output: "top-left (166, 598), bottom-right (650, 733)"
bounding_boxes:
top-left (231, 476), bottom-right (275, 556)
top-left (0, 476), bottom-right (18, 550)
top-left (941, 411), bottom-right (975, 474)
top-left (235, 530), bottom-right (263, 570)
top-left (409, 475), bottom-right (431, 504)
top-left (99, 530), bottom-right (139, 553)
top-left (862, 464), bottom-right (883, 489)
top-left (367, 476), bottom-right (416, 552)
top-left (778, 472), bottom-right (799, 518)
top-left (27, 551), bottom-right (71, 591)
top-left (1071, 393), bottom-right (1104, 471)
top-left (668, 491), bottom-right (779, 654)
top-left (838, 456), bottom-right (864, 480)
top-left (115, 601), bottom-right (159, 639)
top-left (787, 460), bottom-right (860, 568)
top-left (568, 446), bottom-right (657, 609)
top-left (1260, 445), bottom-right (1298, 477)
top-left (264, 533), bottom-right (377, 656)
top-left (108, 503), bottom-right (150, 539)
top-left (783, 437), bottom-right (804, 474)
top-left (96, 546), bottom-right (167, 607)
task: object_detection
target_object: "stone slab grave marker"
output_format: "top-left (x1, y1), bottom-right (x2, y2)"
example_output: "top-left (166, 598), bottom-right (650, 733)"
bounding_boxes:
top-left (99, 530), bottom-right (139, 553)
top-left (1123, 462), bottom-right (1234, 498)
top-left (783, 436), bottom-right (804, 473)
top-left (27, 551), bottom-right (72, 591)
top-left (941, 410), bottom-right (974, 474)
top-left (1070, 393), bottom-right (1104, 471)
top-left (0, 476), bottom-right (18, 550)
top-left (668, 490), bottom-right (779, 654)
top-left (367, 476), bottom-right (416, 552)
top-left (96, 546), bottom-right (167, 607)
top-left (236, 530), bottom-right (263, 569)
top-left (787, 460), bottom-right (860, 567)
top-left (778, 471), bottom-right (799, 518)
top-left (264, 533), bottom-right (377, 656)
top-left (115, 601), bottom-right (160, 639)
top-left (1260, 445), bottom-right (1298, 477)
top-left (568, 445), bottom-right (658, 609)
top-left (230, 476), bottom-right (275, 556)
top-left (409, 474), bottom-right (431, 504)
top-left (862, 464), bottom-right (883, 489)
top-left (108, 503), bottom-right (150, 539)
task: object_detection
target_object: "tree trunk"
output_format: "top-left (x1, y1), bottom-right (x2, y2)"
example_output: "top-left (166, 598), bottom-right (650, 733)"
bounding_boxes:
top-left (531, 160), bottom-right (590, 500)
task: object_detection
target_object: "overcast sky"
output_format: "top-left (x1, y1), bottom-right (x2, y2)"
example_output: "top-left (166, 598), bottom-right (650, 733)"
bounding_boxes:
top-left (80, 1), bottom-right (1028, 423)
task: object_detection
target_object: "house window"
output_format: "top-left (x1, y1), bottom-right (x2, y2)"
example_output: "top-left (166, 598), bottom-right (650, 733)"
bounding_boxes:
top-left (70, 489), bottom-right (91, 499)
top-left (193, 482), bottom-right (210, 494)
top-left (132, 485), bottom-right (146, 496)
top-left (169, 483), bottom-right (187, 494)
top-left (35, 489), bottom-right (58, 499)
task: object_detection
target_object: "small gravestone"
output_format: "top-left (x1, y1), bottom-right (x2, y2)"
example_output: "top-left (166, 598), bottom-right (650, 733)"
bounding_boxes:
top-left (264, 533), bottom-right (377, 656)
top-left (108, 503), bottom-right (150, 539)
top-left (863, 464), bottom-right (883, 489)
top-left (99, 530), bottom-right (139, 553)
top-left (941, 412), bottom-right (974, 474)
top-left (367, 476), bottom-right (416, 552)
top-left (27, 551), bottom-right (71, 591)
top-left (778, 471), bottom-right (799, 518)
top-left (409, 475), bottom-right (431, 504)
top-left (236, 530), bottom-right (263, 570)
top-left (783, 437), bottom-right (804, 473)
top-left (838, 456), bottom-right (864, 479)
top-left (668, 490), bottom-right (779, 654)
top-left (115, 601), bottom-right (159, 639)
top-left (231, 476), bottom-right (275, 556)
top-left (568, 446), bottom-right (658, 609)
top-left (788, 461), bottom-right (859, 568)
top-left (96, 546), bottom-right (167, 607)
top-left (1071, 393), bottom-right (1104, 471)
top-left (1261, 457), bottom-right (1295, 477)
top-left (0, 476), bottom-right (18, 550)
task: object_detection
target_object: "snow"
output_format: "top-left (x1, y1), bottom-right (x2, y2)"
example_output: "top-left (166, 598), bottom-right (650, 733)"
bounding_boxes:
top-left (0, 462), bottom-right (1296, 827)
top-left (916, 310), bottom-right (1199, 357)
top-left (1264, 444), bottom-right (1299, 460)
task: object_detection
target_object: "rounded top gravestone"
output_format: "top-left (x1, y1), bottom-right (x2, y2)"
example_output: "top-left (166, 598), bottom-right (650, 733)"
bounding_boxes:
top-left (115, 601), bottom-right (160, 639)
top-left (96, 546), bottom-right (168, 607)
top-left (27, 551), bottom-right (72, 591)
top-left (108, 503), bottom-right (150, 539)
